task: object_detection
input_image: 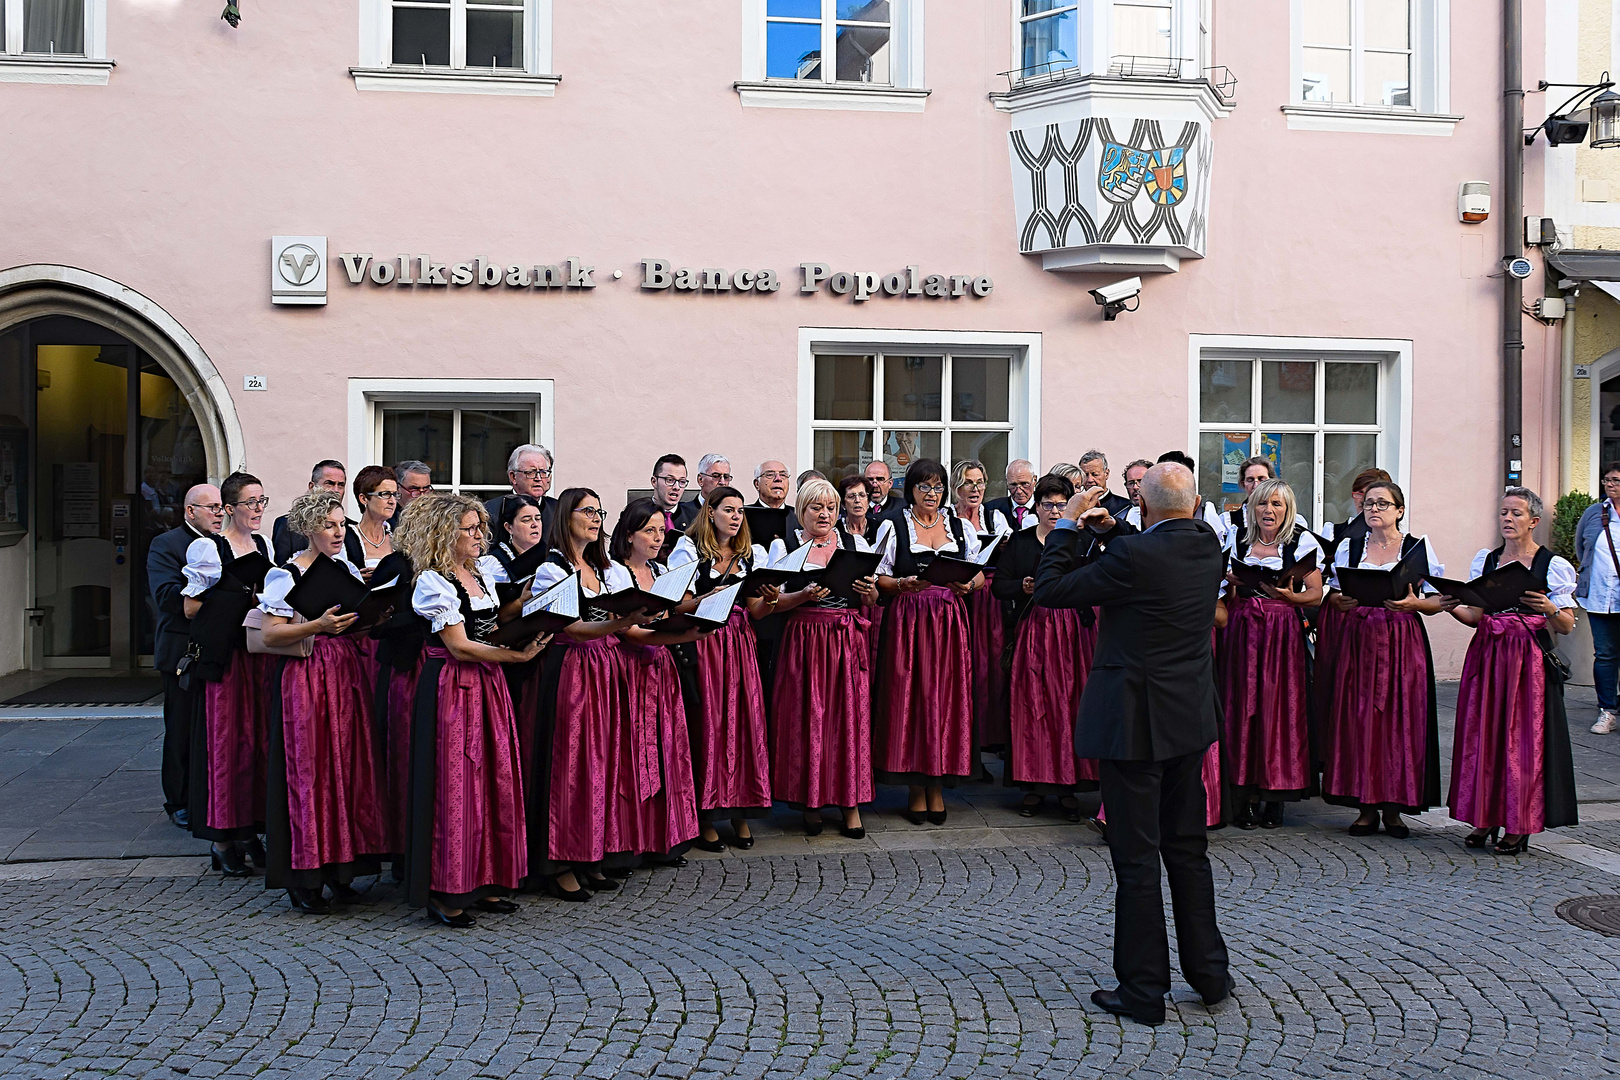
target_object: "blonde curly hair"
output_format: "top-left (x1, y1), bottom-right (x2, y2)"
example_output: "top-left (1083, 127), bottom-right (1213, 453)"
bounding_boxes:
top-left (285, 490), bottom-right (345, 538)
top-left (395, 492), bottom-right (488, 580)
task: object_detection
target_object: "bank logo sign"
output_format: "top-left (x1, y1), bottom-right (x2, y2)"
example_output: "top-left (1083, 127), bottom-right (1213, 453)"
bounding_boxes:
top-left (271, 236), bottom-right (327, 305)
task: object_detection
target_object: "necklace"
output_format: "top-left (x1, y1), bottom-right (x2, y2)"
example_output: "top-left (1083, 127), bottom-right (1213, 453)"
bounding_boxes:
top-left (359, 522), bottom-right (388, 548)
top-left (913, 510), bottom-right (942, 530)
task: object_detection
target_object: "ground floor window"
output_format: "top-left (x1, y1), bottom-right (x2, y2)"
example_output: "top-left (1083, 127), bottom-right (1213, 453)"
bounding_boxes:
top-left (1196, 352), bottom-right (1383, 528)
top-left (809, 349), bottom-right (1020, 499)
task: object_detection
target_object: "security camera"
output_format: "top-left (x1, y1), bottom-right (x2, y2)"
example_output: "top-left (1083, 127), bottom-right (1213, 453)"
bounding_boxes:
top-left (1089, 277), bottom-right (1141, 321)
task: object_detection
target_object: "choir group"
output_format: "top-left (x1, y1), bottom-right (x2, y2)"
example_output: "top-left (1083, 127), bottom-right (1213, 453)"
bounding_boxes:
top-left (149, 444), bottom-right (1579, 926)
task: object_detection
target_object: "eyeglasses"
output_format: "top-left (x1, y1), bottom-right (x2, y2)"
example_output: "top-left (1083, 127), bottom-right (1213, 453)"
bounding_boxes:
top-left (702, 472), bottom-right (733, 484)
top-left (959, 481), bottom-right (987, 491)
top-left (654, 475), bottom-right (689, 488)
top-left (573, 507), bottom-right (607, 522)
top-left (316, 480), bottom-right (345, 492)
top-left (514, 467), bottom-right (552, 482)
top-left (401, 484), bottom-right (433, 496)
top-left (363, 490), bottom-right (399, 501)
top-left (915, 484), bottom-right (946, 496)
top-left (1362, 499), bottom-right (1400, 512)
top-left (1123, 480), bottom-right (1143, 491)
top-left (759, 471), bottom-right (790, 482)
top-left (1039, 501), bottom-right (1068, 512)
top-left (458, 524), bottom-right (484, 536)
top-left (193, 503), bottom-right (225, 515)
top-left (1605, 476), bottom-right (1620, 486)
top-left (1007, 480), bottom-right (1035, 490)
top-left (231, 497), bottom-right (271, 511)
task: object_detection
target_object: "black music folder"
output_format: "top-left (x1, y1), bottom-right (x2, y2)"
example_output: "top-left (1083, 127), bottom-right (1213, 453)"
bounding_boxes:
top-left (1333, 543), bottom-right (1429, 606)
top-left (920, 534), bottom-right (1004, 587)
top-left (741, 541), bottom-right (826, 598)
top-left (285, 553), bottom-right (371, 622)
top-left (1425, 560), bottom-right (1542, 614)
top-left (817, 547), bottom-right (882, 602)
top-left (591, 560), bottom-right (700, 618)
top-left (219, 550), bottom-right (272, 592)
top-left (658, 580), bottom-right (745, 634)
top-left (492, 573), bottom-right (581, 647)
top-left (495, 543), bottom-right (551, 604)
top-left (1228, 550), bottom-right (1319, 593)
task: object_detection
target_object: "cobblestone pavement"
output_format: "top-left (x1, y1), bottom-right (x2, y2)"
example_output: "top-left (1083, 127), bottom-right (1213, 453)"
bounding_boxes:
top-left (1, 806), bottom-right (1619, 1080)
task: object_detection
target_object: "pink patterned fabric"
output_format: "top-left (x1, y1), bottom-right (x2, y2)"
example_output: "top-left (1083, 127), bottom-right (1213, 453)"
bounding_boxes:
top-left (548, 636), bottom-right (623, 864)
top-left (1008, 605), bottom-right (1099, 788)
top-left (420, 646), bottom-right (528, 897)
top-left (690, 609), bottom-right (771, 813)
top-left (277, 636), bottom-right (389, 872)
top-left (1219, 595), bottom-right (1311, 794)
top-left (1322, 606), bottom-right (1431, 809)
top-left (202, 649), bottom-right (273, 832)
top-left (614, 642), bottom-right (700, 856)
top-left (771, 607), bottom-right (874, 808)
top-left (875, 585), bottom-right (975, 782)
top-left (968, 572), bottom-right (1009, 748)
top-left (1450, 613), bottom-right (1548, 834)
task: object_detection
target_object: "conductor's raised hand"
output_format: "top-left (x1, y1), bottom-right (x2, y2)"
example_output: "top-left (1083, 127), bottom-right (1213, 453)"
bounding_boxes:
top-left (1063, 487), bottom-right (1105, 522)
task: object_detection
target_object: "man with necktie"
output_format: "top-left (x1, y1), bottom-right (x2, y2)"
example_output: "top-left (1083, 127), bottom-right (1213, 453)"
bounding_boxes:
top-left (986, 459), bottom-right (1038, 529)
top-left (652, 453), bottom-right (700, 560)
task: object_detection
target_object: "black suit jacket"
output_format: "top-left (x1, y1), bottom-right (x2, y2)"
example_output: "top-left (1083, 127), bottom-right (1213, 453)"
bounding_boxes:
top-left (272, 514), bottom-right (365, 566)
top-left (1099, 490), bottom-right (1133, 519)
top-left (148, 523), bottom-right (205, 673)
top-left (1032, 518), bottom-right (1222, 762)
top-left (485, 493), bottom-right (559, 550)
top-left (985, 495), bottom-right (1036, 529)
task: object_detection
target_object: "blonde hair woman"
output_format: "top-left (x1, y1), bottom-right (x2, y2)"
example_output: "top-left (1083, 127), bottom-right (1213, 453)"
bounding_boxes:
top-left (395, 493), bottom-right (541, 927)
top-left (1219, 478), bottom-right (1324, 829)
top-left (256, 490), bottom-right (388, 915)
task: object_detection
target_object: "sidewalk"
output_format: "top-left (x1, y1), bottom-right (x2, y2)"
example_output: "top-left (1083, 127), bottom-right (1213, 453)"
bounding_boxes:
top-left (2, 681), bottom-right (1619, 864)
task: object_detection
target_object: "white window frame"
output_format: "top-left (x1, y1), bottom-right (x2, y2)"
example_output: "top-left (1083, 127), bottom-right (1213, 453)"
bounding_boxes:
top-left (1283, 0), bottom-right (1458, 135)
top-left (1187, 335), bottom-right (1412, 531)
top-left (1008, 0), bottom-right (1203, 85)
top-left (738, 0), bottom-right (928, 112)
top-left (797, 327), bottom-right (1041, 485)
top-left (353, 0), bottom-right (558, 96)
top-left (347, 378), bottom-right (555, 515)
top-left (0, 0), bottom-right (111, 85)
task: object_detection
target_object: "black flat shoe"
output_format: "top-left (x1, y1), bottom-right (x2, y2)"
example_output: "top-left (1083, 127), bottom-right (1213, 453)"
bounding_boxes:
top-left (544, 876), bottom-right (592, 903)
top-left (1233, 804), bottom-right (1258, 830)
top-left (328, 882), bottom-right (363, 905)
top-left (840, 824), bottom-right (865, 839)
top-left (243, 837), bottom-right (268, 869)
top-left (286, 887), bottom-right (330, 915)
top-left (1493, 833), bottom-right (1530, 856)
top-left (1019, 796), bottom-right (1042, 818)
top-left (693, 835), bottom-right (727, 853)
top-left (1258, 802), bottom-right (1284, 829)
top-left (1464, 827), bottom-right (1500, 849)
top-left (927, 809), bottom-right (947, 825)
top-left (802, 814), bottom-right (824, 836)
top-left (1089, 987), bottom-right (1164, 1026)
top-left (475, 897), bottom-right (519, 913)
top-left (211, 845), bottom-right (252, 877)
top-left (603, 866), bottom-right (634, 879)
top-left (581, 874), bottom-right (620, 891)
top-left (1347, 818), bottom-right (1379, 837)
top-left (169, 808), bottom-right (190, 830)
top-left (730, 832), bottom-right (755, 850)
top-left (1060, 798), bottom-right (1083, 823)
top-left (645, 855), bottom-right (688, 868)
top-left (1382, 819), bottom-right (1411, 840)
top-left (903, 809), bottom-right (926, 826)
top-left (1199, 974), bottom-right (1236, 1008)
top-left (427, 904), bottom-right (476, 928)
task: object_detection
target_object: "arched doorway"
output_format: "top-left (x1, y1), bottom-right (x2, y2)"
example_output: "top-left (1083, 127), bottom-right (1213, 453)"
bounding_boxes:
top-left (0, 266), bottom-right (244, 671)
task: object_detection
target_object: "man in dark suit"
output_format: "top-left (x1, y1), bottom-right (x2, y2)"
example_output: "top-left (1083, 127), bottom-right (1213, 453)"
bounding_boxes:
top-left (651, 453), bottom-right (701, 560)
top-left (147, 483), bottom-right (225, 828)
top-left (391, 459), bottom-right (433, 527)
top-left (486, 444), bottom-right (559, 549)
top-left (863, 459), bottom-right (905, 517)
top-left (985, 459), bottom-right (1038, 529)
top-left (1079, 449), bottom-right (1134, 519)
top-left (272, 459), bottom-right (360, 564)
top-left (1032, 463), bottom-right (1232, 1026)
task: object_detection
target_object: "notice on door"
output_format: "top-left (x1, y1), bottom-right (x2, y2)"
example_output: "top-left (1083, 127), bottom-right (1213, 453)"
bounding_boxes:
top-left (60, 463), bottom-right (100, 538)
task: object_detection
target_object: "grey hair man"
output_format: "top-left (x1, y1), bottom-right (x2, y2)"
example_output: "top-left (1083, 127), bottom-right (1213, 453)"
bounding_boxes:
top-left (487, 444), bottom-right (558, 547)
top-left (696, 454), bottom-right (734, 499)
top-left (392, 460), bottom-right (432, 525)
top-left (987, 458), bottom-right (1038, 529)
top-left (1032, 461), bottom-right (1230, 1026)
top-left (1079, 449), bottom-right (1133, 519)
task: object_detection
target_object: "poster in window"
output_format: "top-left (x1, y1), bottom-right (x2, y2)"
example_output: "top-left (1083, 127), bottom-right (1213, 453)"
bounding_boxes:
top-left (1220, 433), bottom-right (1249, 491)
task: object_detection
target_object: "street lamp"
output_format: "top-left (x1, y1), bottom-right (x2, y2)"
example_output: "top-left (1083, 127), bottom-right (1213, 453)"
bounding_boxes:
top-left (1528, 72), bottom-right (1619, 147)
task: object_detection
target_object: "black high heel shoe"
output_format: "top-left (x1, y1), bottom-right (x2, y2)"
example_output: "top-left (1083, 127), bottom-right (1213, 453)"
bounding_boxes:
top-left (427, 903), bottom-right (476, 928)
top-left (212, 844), bottom-right (252, 877)
top-left (1258, 802), bottom-right (1284, 829)
top-left (580, 873), bottom-right (620, 892)
top-left (1381, 816), bottom-right (1411, 840)
top-left (544, 875), bottom-right (592, 903)
top-left (1464, 827), bottom-right (1500, 849)
top-left (903, 809), bottom-right (926, 825)
top-left (1493, 833), bottom-right (1530, 856)
top-left (1347, 816), bottom-right (1380, 837)
top-left (729, 823), bottom-right (755, 850)
top-left (927, 809), bottom-right (947, 825)
top-left (839, 814), bottom-right (865, 839)
top-left (475, 897), bottom-right (519, 913)
top-left (286, 887), bottom-right (330, 914)
top-left (802, 814), bottom-right (824, 836)
top-left (243, 837), bottom-right (268, 870)
top-left (692, 834), bottom-right (727, 853)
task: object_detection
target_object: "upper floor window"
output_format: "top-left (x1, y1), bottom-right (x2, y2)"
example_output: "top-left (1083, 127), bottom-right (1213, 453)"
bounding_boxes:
top-left (1288, 0), bottom-right (1450, 122)
top-left (3, 0), bottom-right (84, 56)
top-left (1113, 0), bottom-right (1174, 65)
top-left (1015, 0), bottom-right (1202, 82)
top-left (392, 0), bottom-right (524, 70)
top-left (766, 0), bottom-right (892, 84)
top-left (1018, 1), bottom-right (1078, 77)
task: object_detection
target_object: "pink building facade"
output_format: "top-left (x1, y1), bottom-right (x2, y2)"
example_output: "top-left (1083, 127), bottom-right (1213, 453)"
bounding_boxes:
top-left (0, 0), bottom-right (1564, 676)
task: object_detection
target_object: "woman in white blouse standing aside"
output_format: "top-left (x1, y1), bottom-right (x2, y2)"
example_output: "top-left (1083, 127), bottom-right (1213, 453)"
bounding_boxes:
top-left (1573, 462), bottom-right (1620, 735)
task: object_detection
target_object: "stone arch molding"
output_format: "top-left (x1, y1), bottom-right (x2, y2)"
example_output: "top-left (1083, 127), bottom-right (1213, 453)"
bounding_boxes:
top-left (0, 264), bottom-right (245, 482)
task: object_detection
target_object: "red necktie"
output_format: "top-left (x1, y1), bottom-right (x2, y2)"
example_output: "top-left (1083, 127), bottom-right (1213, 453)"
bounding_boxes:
top-left (1014, 505), bottom-right (1026, 526)
top-left (665, 511), bottom-right (674, 533)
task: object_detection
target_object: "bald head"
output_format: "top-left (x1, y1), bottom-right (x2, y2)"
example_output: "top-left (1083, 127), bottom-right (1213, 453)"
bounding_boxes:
top-left (1138, 463), bottom-right (1197, 528)
top-left (183, 483), bottom-right (224, 536)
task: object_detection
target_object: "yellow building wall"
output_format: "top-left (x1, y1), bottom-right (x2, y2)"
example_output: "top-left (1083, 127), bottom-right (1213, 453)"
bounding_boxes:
top-left (1573, 286), bottom-right (1620, 489)
top-left (1577, 0), bottom-right (1620, 200)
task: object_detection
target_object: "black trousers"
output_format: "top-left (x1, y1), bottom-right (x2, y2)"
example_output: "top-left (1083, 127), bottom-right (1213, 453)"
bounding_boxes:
top-left (1098, 751), bottom-right (1229, 1010)
top-left (160, 670), bottom-right (195, 814)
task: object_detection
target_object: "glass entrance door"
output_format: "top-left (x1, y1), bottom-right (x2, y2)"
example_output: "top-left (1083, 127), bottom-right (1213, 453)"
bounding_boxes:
top-left (18, 316), bottom-right (206, 668)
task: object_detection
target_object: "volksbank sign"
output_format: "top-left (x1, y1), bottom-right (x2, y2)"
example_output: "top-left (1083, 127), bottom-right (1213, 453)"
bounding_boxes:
top-left (270, 237), bottom-right (991, 307)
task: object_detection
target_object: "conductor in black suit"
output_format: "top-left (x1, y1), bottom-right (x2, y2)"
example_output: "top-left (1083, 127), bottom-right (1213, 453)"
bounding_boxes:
top-left (1032, 462), bottom-right (1232, 1026)
top-left (147, 483), bottom-right (225, 828)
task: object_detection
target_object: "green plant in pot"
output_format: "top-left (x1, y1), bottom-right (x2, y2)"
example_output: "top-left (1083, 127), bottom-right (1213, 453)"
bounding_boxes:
top-left (1552, 490), bottom-right (1596, 567)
